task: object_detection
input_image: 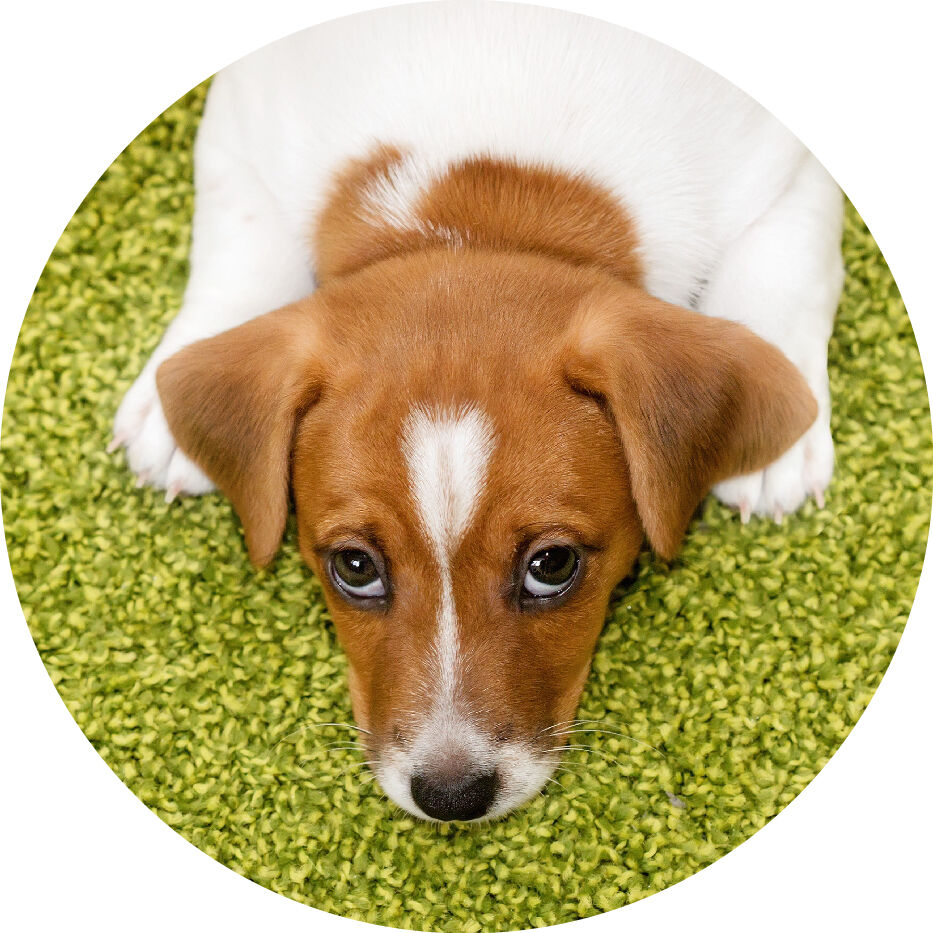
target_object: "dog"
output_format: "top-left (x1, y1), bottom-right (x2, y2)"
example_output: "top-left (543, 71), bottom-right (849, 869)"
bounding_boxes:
top-left (110, 3), bottom-right (843, 822)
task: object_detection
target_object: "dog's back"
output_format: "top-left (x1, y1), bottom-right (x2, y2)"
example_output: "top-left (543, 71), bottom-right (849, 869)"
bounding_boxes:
top-left (202, 2), bottom-right (805, 304)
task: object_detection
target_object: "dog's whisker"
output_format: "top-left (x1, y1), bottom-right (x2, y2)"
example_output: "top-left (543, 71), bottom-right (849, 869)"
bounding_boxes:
top-left (294, 721), bottom-right (371, 735)
top-left (553, 759), bottom-right (587, 773)
top-left (553, 765), bottom-right (585, 781)
top-left (540, 718), bottom-right (667, 757)
top-left (539, 718), bottom-right (620, 736)
top-left (552, 727), bottom-right (665, 757)
top-left (550, 744), bottom-right (631, 770)
top-left (333, 759), bottom-right (375, 780)
top-left (271, 721), bottom-right (370, 751)
top-left (290, 757), bottom-right (377, 786)
top-left (537, 718), bottom-right (589, 737)
top-left (299, 752), bottom-right (368, 767)
top-left (335, 760), bottom-right (370, 773)
top-left (548, 717), bottom-right (621, 730)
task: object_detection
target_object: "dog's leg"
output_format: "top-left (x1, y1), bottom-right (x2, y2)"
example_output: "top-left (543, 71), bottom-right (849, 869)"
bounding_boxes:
top-left (700, 154), bottom-right (845, 520)
top-left (111, 138), bottom-right (314, 500)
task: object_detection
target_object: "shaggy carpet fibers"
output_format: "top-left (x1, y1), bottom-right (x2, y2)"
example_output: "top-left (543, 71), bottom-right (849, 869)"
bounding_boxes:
top-left (3, 83), bottom-right (931, 931)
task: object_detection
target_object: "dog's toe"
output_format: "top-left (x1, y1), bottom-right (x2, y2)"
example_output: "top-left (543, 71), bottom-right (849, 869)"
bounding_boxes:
top-left (758, 442), bottom-right (809, 517)
top-left (802, 419), bottom-right (835, 507)
top-left (111, 367), bottom-right (214, 500)
top-left (111, 371), bottom-right (155, 454)
top-left (713, 419), bottom-right (834, 523)
top-left (164, 448), bottom-right (215, 502)
top-left (124, 402), bottom-right (175, 489)
top-left (713, 471), bottom-right (763, 522)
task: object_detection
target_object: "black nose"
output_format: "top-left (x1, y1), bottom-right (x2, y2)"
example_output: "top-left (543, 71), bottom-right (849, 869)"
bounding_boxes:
top-left (410, 769), bottom-right (498, 821)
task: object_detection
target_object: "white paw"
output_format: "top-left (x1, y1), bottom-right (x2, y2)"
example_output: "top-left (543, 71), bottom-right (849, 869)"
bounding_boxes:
top-left (110, 362), bottom-right (215, 502)
top-left (713, 416), bottom-right (834, 523)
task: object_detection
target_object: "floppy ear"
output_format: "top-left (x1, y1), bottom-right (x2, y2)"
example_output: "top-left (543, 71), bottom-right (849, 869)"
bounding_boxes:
top-left (562, 285), bottom-right (818, 560)
top-left (156, 298), bottom-right (327, 568)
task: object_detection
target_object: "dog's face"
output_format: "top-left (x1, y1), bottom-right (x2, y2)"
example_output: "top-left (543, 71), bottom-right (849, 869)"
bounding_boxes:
top-left (158, 249), bottom-right (815, 820)
top-left (293, 378), bottom-right (638, 819)
top-left (289, 259), bottom-right (642, 819)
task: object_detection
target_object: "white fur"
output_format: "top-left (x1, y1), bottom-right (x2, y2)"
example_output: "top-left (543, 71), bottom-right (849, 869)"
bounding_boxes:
top-left (402, 405), bottom-right (495, 566)
top-left (401, 405), bottom-right (495, 713)
top-left (361, 152), bottom-right (437, 231)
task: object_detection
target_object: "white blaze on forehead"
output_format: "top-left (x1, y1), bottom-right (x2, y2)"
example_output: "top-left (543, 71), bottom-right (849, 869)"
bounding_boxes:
top-left (401, 405), bottom-right (496, 705)
top-left (402, 405), bottom-right (496, 556)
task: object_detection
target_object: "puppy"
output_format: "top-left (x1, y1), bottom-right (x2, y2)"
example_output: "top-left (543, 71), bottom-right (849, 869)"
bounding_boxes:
top-left (111, 3), bottom-right (843, 821)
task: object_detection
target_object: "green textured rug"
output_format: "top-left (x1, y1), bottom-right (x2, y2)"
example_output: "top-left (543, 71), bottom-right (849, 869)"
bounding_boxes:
top-left (3, 82), bottom-right (931, 931)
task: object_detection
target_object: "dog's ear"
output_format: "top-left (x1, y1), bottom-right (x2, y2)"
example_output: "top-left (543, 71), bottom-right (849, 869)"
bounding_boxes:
top-left (156, 298), bottom-right (327, 568)
top-left (562, 285), bottom-right (817, 560)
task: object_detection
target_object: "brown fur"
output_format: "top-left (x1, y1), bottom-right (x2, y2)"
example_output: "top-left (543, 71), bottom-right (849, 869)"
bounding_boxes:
top-left (157, 150), bottom-right (816, 760)
top-left (313, 148), bottom-right (641, 285)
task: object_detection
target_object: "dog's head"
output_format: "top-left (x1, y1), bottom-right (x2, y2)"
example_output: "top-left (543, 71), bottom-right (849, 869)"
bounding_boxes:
top-left (157, 249), bottom-right (815, 820)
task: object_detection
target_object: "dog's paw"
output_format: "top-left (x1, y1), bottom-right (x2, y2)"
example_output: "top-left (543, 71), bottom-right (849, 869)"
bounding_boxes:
top-left (110, 366), bottom-right (215, 501)
top-left (712, 417), bottom-right (834, 523)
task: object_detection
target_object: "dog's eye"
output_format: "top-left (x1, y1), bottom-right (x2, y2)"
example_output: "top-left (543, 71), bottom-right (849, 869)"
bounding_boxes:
top-left (330, 548), bottom-right (386, 599)
top-left (522, 546), bottom-right (579, 599)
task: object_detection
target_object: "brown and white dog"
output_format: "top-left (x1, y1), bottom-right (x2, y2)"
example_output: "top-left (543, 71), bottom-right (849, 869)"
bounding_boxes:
top-left (111, 4), bottom-right (843, 821)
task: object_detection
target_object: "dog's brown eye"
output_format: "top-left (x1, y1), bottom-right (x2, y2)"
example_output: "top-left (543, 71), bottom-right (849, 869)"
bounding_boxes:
top-left (523, 546), bottom-right (579, 598)
top-left (330, 548), bottom-right (386, 599)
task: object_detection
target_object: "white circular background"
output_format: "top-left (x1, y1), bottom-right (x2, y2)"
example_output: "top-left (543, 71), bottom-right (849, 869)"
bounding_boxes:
top-left (2, 2), bottom-right (930, 930)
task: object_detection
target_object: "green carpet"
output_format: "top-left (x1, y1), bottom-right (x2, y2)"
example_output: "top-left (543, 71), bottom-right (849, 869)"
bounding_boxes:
top-left (3, 82), bottom-right (931, 931)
